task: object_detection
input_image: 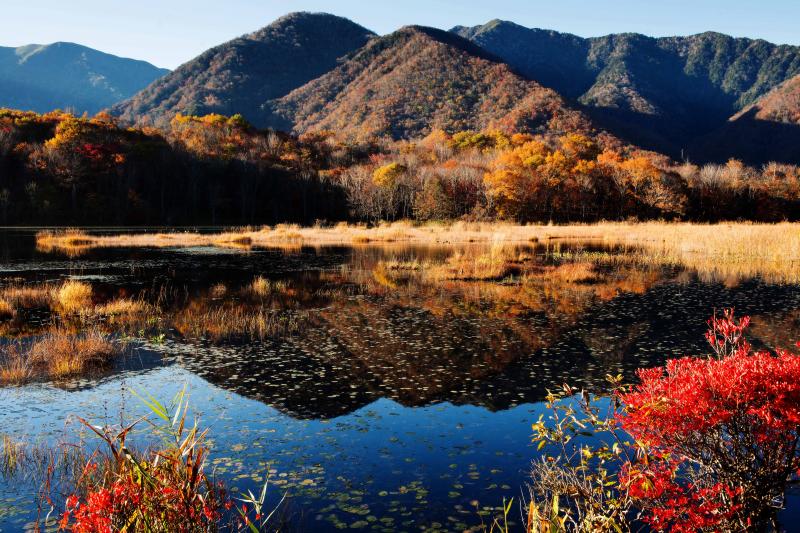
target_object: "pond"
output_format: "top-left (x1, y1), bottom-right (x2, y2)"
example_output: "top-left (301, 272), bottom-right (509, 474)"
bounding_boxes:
top-left (1, 228), bottom-right (800, 531)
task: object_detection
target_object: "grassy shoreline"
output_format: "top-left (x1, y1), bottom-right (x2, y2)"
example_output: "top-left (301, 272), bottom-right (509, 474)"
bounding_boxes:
top-left (34, 220), bottom-right (800, 246)
top-left (35, 222), bottom-right (800, 278)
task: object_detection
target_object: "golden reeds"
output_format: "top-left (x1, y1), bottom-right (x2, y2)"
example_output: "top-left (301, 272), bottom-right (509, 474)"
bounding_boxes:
top-left (172, 303), bottom-right (305, 342)
top-left (34, 220), bottom-right (800, 283)
top-left (27, 328), bottom-right (118, 379)
top-left (0, 283), bottom-right (53, 309)
top-left (93, 298), bottom-right (149, 317)
top-left (55, 281), bottom-right (93, 314)
top-left (0, 298), bottom-right (14, 320)
top-left (1, 327), bottom-right (121, 384)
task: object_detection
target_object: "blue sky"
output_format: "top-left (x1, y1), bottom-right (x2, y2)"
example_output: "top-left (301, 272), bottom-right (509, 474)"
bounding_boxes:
top-left (4, 0), bottom-right (798, 69)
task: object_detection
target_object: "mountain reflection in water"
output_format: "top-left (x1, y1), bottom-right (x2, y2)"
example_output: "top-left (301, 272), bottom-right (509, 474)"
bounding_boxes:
top-left (1, 228), bottom-right (800, 531)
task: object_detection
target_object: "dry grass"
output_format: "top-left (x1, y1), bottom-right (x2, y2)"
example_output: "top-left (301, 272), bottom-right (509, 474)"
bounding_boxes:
top-left (1, 328), bottom-right (121, 384)
top-left (0, 299), bottom-right (14, 320)
top-left (34, 222), bottom-right (800, 283)
top-left (246, 276), bottom-right (288, 298)
top-left (0, 283), bottom-right (53, 309)
top-left (381, 259), bottom-right (424, 271)
top-left (172, 303), bottom-right (305, 341)
top-left (542, 262), bottom-right (598, 284)
top-left (55, 281), bottom-right (93, 314)
top-left (0, 346), bottom-right (30, 384)
top-left (210, 283), bottom-right (228, 298)
top-left (427, 245), bottom-right (522, 281)
top-left (27, 328), bottom-right (117, 379)
top-left (93, 299), bottom-right (149, 317)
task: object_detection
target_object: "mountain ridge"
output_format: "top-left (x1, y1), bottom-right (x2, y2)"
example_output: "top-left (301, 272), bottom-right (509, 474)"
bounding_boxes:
top-left (264, 25), bottom-right (603, 142)
top-left (111, 12), bottom-right (376, 127)
top-left (0, 42), bottom-right (168, 114)
top-left (452, 20), bottom-right (800, 160)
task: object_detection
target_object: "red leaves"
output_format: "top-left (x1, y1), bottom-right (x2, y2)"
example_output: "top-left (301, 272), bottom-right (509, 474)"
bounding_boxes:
top-left (59, 476), bottom-right (225, 532)
top-left (617, 309), bottom-right (800, 531)
top-left (620, 460), bottom-right (741, 532)
top-left (621, 349), bottom-right (800, 440)
top-left (76, 142), bottom-right (124, 170)
top-left (705, 308), bottom-right (751, 358)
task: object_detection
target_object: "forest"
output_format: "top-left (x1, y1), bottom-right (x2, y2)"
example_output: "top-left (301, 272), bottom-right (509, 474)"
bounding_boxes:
top-left (1, 108), bottom-right (799, 225)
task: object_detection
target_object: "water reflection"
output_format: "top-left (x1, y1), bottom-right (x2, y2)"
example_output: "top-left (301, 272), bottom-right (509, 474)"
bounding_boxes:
top-left (2, 229), bottom-right (800, 530)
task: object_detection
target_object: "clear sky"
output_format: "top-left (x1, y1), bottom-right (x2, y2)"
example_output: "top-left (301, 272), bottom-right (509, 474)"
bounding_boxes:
top-left (4, 0), bottom-right (799, 69)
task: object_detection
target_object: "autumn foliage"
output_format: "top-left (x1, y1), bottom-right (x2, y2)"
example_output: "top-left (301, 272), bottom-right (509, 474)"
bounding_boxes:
top-left (55, 390), bottom-right (274, 532)
top-left (1, 108), bottom-right (799, 225)
top-left (531, 310), bottom-right (800, 531)
top-left (617, 310), bottom-right (800, 530)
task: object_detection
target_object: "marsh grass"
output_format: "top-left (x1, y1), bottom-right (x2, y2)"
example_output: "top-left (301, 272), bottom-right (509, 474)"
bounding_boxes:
top-left (173, 303), bottom-right (306, 341)
top-left (0, 298), bottom-right (14, 320)
top-left (55, 280), bottom-right (93, 314)
top-left (542, 262), bottom-right (598, 284)
top-left (93, 298), bottom-right (149, 317)
top-left (1, 328), bottom-right (122, 384)
top-left (36, 222), bottom-right (800, 283)
top-left (0, 346), bottom-right (30, 384)
top-left (210, 283), bottom-right (228, 298)
top-left (29, 328), bottom-right (118, 378)
top-left (247, 276), bottom-right (287, 298)
top-left (0, 283), bottom-right (53, 309)
top-left (428, 245), bottom-right (523, 281)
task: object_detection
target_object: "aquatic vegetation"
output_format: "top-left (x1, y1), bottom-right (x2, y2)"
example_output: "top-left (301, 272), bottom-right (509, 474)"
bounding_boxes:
top-left (28, 328), bottom-right (119, 379)
top-left (0, 346), bottom-right (30, 384)
top-left (0, 282), bottom-right (53, 310)
top-left (246, 276), bottom-right (287, 298)
top-left (210, 283), bottom-right (228, 298)
top-left (427, 245), bottom-right (521, 281)
top-left (52, 390), bottom-right (278, 532)
top-left (172, 302), bottom-right (306, 342)
top-left (249, 275), bottom-right (272, 297)
top-left (55, 280), bottom-right (94, 314)
top-left (0, 327), bottom-right (121, 383)
top-left (0, 298), bottom-right (14, 320)
top-left (530, 310), bottom-right (800, 532)
top-left (541, 262), bottom-right (597, 284)
top-left (93, 298), bottom-right (150, 317)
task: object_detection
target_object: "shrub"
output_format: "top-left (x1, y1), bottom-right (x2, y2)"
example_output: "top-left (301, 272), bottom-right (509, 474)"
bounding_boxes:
top-left (55, 389), bottom-right (278, 532)
top-left (619, 310), bottom-right (800, 531)
top-left (530, 310), bottom-right (800, 532)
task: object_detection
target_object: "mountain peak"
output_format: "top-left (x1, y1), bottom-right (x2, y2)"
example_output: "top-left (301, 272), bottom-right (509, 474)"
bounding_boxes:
top-left (112, 13), bottom-right (375, 127)
top-left (266, 21), bottom-right (596, 141)
top-left (248, 12), bottom-right (374, 41)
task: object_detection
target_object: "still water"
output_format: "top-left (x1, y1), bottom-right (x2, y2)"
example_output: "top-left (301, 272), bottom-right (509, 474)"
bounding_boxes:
top-left (1, 228), bottom-right (799, 531)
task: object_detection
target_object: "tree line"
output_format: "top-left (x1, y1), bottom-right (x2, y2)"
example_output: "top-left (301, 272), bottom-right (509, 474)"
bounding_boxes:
top-left (1, 108), bottom-right (798, 226)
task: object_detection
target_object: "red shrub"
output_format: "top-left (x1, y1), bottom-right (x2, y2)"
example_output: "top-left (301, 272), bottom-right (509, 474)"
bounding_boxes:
top-left (619, 310), bottom-right (800, 530)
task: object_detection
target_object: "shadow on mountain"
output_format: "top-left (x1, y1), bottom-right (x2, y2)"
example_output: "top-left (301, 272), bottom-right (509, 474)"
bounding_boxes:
top-left (693, 108), bottom-right (800, 165)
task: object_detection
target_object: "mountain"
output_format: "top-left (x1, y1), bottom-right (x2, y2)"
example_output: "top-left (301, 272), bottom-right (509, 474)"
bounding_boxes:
top-left (453, 20), bottom-right (800, 160)
top-left (699, 75), bottom-right (800, 164)
top-left (733, 74), bottom-right (800, 125)
top-left (0, 42), bottom-right (168, 115)
top-left (112, 12), bottom-right (375, 127)
top-left (265, 26), bottom-right (598, 141)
